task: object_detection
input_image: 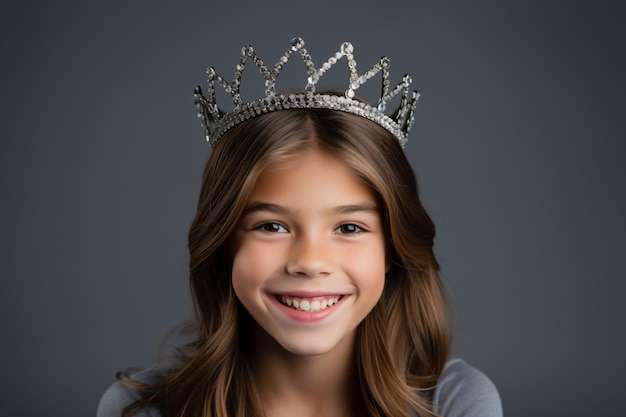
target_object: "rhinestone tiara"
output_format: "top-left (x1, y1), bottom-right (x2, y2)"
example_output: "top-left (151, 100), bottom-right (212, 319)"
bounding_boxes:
top-left (193, 37), bottom-right (419, 148)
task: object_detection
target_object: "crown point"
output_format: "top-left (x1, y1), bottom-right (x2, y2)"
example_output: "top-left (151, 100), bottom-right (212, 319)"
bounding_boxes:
top-left (206, 67), bottom-right (217, 79)
top-left (242, 45), bottom-right (254, 56)
top-left (340, 42), bottom-right (353, 54)
top-left (290, 37), bottom-right (304, 51)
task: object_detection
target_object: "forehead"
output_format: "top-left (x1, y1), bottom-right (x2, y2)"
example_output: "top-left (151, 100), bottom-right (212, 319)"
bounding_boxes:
top-left (248, 149), bottom-right (377, 208)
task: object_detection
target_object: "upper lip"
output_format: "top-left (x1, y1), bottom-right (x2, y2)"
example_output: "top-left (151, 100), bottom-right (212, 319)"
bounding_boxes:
top-left (269, 290), bottom-right (345, 298)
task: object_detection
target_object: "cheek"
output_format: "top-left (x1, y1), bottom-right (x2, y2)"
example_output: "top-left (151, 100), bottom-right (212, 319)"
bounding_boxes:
top-left (344, 242), bottom-right (387, 296)
top-left (231, 241), bottom-right (277, 292)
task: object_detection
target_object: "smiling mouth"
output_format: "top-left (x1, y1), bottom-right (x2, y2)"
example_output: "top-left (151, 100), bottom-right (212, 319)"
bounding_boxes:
top-left (277, 295), bottom-right (343, 312)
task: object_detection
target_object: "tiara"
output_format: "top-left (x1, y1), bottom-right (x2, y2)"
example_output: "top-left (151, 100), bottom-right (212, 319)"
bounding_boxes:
top-left (193, 37), bottom-right (419, 148)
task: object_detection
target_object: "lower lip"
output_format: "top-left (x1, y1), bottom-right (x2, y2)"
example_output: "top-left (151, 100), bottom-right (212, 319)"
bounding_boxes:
top-left (270, 295), bottom-right (345, 323)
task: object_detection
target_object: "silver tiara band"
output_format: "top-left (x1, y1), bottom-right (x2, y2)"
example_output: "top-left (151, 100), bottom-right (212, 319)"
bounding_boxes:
top-left (194, 38), bottom-right (419, 148)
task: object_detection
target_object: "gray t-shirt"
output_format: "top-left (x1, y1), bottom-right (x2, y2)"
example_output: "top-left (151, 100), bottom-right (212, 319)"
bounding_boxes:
top-left (98, 358), bottom-right (502, 417)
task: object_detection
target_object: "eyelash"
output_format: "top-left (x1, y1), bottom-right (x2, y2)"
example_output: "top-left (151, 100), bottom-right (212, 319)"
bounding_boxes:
top-left (335, 223), bottom-right (365, 235)
top-left (253, 222), bottom-right (366, 235)
top-left (254, 222), bottom-right (288, 233)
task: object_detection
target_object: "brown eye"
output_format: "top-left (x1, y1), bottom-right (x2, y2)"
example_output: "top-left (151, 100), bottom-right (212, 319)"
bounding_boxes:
top-left (258, 222), bottom-right (288, 233)
top-left (335, 223), bottom-right (364, 234)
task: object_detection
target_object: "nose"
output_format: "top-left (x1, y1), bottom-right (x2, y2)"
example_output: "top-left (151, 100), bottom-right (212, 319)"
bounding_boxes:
top-left (286, 233), bottom-right (333, 278)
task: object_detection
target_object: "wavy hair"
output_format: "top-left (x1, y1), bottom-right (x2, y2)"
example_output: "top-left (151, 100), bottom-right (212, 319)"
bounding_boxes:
top-left (119, 107), bottom-right (450, 417)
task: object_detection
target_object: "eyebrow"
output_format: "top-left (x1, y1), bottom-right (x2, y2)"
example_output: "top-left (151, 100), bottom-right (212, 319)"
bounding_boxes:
top-left (243, 202), bottom-right (289, 216)
top-left (242, 202), bottom-right (379, 216)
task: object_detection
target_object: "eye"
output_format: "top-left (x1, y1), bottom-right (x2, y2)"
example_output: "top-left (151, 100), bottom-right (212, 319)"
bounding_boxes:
top-left (255, 222), bottom-right (288, 233)
top-left (335, 223), bottom-right (365, 235)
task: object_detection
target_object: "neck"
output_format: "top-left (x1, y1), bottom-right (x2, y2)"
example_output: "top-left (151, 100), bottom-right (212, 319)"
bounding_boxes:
top-left (251, 325), bottom-right (358, 417)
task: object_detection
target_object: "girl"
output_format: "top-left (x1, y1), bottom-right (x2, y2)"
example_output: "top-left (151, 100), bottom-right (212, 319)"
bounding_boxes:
top-left (98, 38), bottom-right (501, 417)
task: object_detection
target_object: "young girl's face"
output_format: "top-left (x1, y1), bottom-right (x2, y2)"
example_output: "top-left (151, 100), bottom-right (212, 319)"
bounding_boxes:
top-left (231, 148), bottom-right (387, 357)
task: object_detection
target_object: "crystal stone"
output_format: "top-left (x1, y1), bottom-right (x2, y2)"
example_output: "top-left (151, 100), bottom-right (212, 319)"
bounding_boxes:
top-left (340, 42), bottom-right (354, 54)
top-left (291, 37), bottom-right (304, 51)
top-left (241, 45), bottom-right (254, 56)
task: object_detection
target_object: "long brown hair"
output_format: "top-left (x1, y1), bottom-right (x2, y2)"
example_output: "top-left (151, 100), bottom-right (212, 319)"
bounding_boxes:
top-left (119, 107), bottom-right (450, 417)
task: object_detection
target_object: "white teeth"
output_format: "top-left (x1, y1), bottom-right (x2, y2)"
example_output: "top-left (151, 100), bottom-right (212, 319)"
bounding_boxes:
top-left (279, 295), bottom-right (341, 312)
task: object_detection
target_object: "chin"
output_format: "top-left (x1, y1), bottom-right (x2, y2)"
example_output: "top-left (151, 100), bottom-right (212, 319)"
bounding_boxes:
top-left (272, 330), bottom-right (355, 358)
top-left (280, 341), bottom-right (336, 357)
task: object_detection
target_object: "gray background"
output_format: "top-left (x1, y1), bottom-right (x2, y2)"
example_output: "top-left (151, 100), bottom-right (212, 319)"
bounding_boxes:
top-left (1, 1), bottom-right (624, 416)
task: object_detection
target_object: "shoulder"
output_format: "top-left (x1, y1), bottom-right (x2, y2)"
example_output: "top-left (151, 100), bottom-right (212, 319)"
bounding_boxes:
top-left (431, 358), bottom-right (503, 417)
top-left (97, 368), bottom-right (164, 417)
